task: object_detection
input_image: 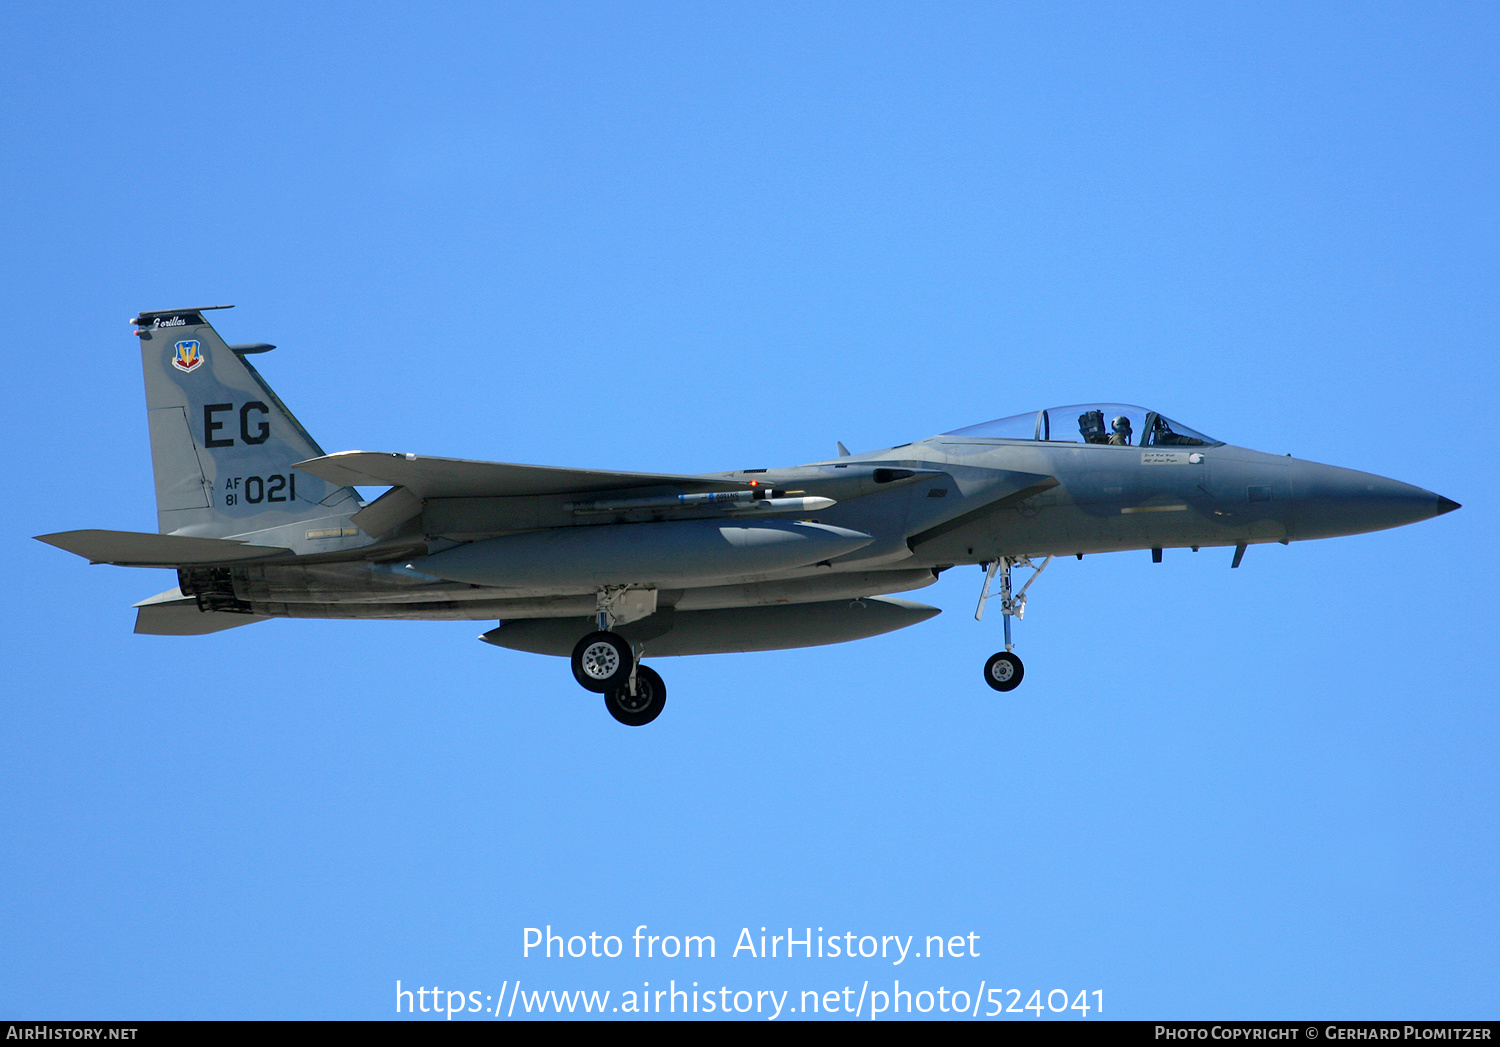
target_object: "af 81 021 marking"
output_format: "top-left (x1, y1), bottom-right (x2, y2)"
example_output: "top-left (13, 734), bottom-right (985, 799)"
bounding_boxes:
top-left (222, 473), bottom-right (296, 506)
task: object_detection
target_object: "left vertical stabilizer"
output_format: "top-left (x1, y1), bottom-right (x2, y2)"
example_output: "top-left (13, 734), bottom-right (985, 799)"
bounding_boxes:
top-left (133, 307), bottom-right (366, 553)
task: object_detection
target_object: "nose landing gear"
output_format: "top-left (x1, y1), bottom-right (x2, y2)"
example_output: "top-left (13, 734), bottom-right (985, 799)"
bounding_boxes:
top-left (975, 555), bottom-right (1052, 693)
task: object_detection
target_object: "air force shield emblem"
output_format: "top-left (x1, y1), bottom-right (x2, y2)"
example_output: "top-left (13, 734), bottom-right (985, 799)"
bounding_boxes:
top-left (172, 340), bottom-right (204, 373)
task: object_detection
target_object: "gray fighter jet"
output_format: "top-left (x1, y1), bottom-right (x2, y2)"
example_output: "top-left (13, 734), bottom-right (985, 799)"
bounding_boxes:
top-left (37, 307), bottom-right (1459, 725)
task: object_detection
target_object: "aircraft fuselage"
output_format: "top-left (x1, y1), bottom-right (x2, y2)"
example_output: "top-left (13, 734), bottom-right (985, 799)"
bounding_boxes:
top-left (38, 309), bottom-right (1459, 725)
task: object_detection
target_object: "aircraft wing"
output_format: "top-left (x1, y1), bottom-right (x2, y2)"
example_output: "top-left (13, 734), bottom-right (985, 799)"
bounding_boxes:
top-left (294, 451), bottom-right (750, 499)
top-left (35, 529), bottom-right (292, 567)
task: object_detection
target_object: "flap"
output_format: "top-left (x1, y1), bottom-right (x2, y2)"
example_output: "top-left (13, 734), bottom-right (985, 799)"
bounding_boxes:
top-left (35, 529), bottom-right (291, 567)
top-left (294, 451), bottom-right (749, 499)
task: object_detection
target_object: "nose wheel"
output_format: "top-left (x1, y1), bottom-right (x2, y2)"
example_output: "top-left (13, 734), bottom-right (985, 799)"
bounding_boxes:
top-left (983, 651), bottom-right (1024, 692)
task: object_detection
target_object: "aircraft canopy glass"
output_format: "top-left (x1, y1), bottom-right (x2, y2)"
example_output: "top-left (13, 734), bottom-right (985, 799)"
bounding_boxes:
top-left (944, 404), bottom-right (1221, 447)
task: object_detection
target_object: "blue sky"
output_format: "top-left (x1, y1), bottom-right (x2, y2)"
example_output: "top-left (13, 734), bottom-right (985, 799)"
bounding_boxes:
top-left (2, 1), bottom-right (1495, 1020)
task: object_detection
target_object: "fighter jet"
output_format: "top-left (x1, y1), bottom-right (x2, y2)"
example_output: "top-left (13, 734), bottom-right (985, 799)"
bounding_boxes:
top-left (37, 307), bottom-right (1459, 725)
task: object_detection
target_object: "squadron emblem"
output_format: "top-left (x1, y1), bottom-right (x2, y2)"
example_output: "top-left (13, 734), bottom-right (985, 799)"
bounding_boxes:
top-left (172, 340), bottom-right (204, 373)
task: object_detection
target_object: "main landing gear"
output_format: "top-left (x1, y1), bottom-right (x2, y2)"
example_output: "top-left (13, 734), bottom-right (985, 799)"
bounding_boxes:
top-left (569, 587), bottom-right (667, 726)
top-left (604, 664), bottom-right (666, 727)
top-left (571, 631), bottom-right (632, 692)
top-left (975, 555), bottom-right (1052, 693)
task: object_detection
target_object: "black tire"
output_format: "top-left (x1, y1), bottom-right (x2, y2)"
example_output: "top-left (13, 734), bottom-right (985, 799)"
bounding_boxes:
top-left (983, 651), bottom-right (1024, 692)
top-left (571, 631), bottom-right (633, 693)
top-left (604, 664), bottom-right (666, 726)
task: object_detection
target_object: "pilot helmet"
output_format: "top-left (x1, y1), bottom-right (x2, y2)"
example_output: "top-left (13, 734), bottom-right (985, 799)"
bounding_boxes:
top-left (1111, 415), bottom-right (1131, 431)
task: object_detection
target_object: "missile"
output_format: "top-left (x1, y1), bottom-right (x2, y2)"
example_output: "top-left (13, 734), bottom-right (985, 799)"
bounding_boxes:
top-left (566, 489), bottom-right (834, 514)
top-left (723, 496), bottom-right (835, 513)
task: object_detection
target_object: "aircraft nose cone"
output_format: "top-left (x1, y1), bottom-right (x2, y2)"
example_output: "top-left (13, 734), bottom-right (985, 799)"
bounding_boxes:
top-left (1292, 461), bottom-right (1458, 539)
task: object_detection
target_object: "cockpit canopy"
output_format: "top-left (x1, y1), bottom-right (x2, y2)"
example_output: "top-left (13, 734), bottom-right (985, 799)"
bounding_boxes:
top-left (944, 404), bottom-right (1221, 447)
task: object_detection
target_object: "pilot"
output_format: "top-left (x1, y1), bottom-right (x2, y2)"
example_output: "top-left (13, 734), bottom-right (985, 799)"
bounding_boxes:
top-left (1109, 415), bottom-right (1133, 446)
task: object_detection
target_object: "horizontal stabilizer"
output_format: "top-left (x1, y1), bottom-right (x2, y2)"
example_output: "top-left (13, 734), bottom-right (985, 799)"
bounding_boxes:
top-left (36, 529), bottom-right (291, 567)
top-left (133, 586), bottom-right (268, 635)
top-left (295, 451), bottom-right (749, 499)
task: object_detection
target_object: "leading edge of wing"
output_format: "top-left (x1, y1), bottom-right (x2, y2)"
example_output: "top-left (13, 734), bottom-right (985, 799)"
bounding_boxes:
top-left (294, 451), bottom-right (751, 499)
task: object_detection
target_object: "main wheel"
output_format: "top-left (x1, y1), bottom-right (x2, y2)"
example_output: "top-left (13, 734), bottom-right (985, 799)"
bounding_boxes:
top-left (604, 664), bottom-right (666, 726)
top-left (571, 631), bottom-right (632, 693)
top-left (983, 651), bottom-right (1024, 692)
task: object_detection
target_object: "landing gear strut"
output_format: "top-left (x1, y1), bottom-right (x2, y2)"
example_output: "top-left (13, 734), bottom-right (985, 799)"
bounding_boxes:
top-left (975, 555), bottom-right (1052, 692)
